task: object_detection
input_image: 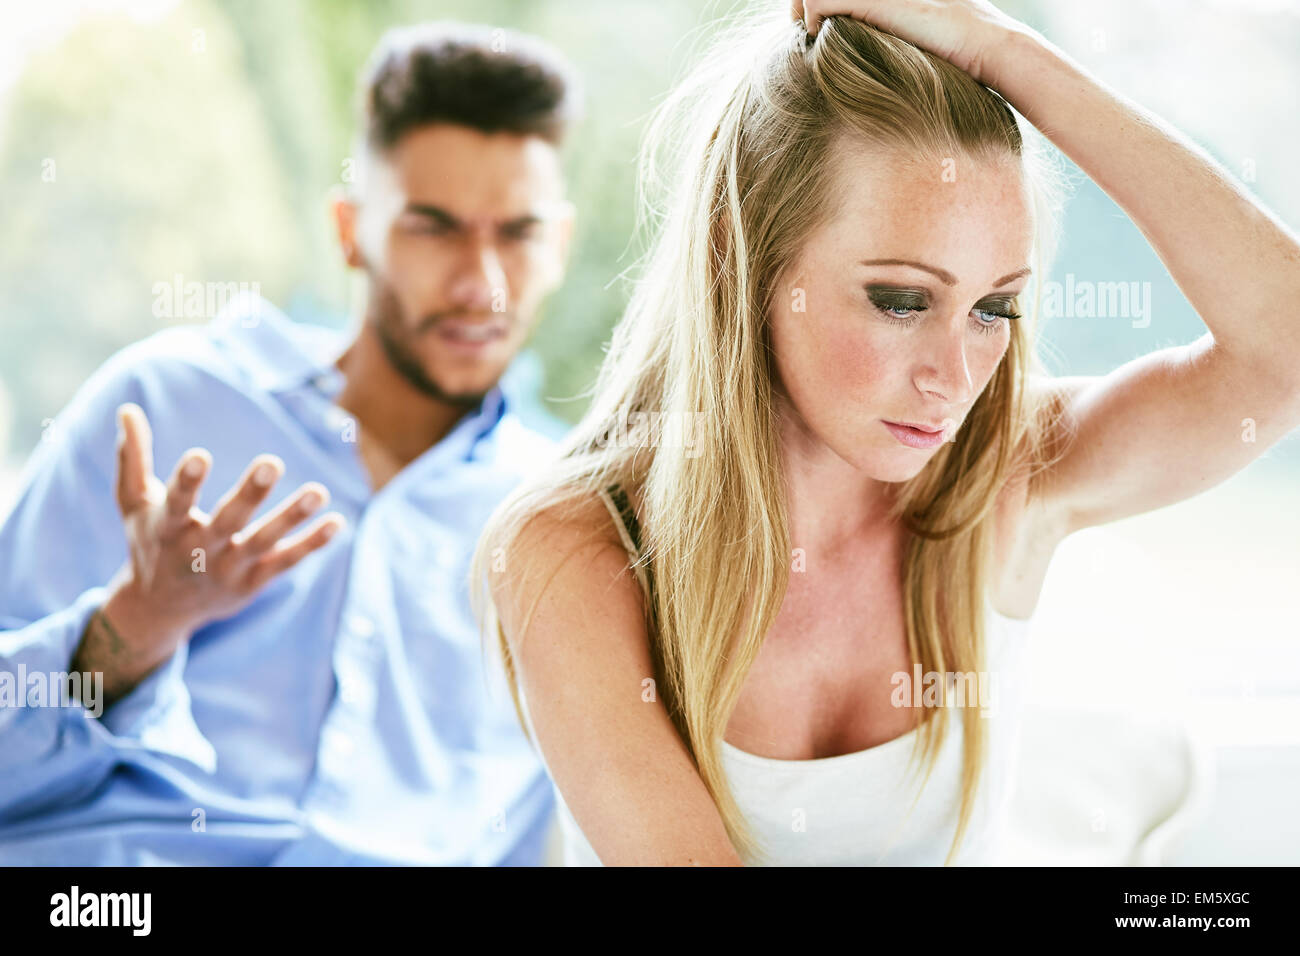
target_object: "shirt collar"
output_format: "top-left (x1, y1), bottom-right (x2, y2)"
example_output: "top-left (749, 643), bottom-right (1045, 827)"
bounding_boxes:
top-left (208, 293), bottom-right (515, 461)
top-left (208, 292), bottom-right (345, 394)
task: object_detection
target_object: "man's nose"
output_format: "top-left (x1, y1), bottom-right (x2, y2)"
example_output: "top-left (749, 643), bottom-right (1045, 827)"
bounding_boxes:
top-left (447, 233), bottom-right (508, 312)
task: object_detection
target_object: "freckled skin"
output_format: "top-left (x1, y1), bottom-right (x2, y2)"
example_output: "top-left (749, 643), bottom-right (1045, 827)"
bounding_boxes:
top-left (770, 141), bottom-right (1036, 486)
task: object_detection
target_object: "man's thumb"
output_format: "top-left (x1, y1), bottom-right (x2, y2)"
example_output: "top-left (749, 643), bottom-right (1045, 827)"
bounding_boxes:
top-left (115, 403), bottom-right (155, 514)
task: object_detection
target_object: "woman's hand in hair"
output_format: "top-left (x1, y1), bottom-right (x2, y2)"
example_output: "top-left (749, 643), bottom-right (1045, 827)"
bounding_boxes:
top-left (791, 0), bottom-right (1036, 89)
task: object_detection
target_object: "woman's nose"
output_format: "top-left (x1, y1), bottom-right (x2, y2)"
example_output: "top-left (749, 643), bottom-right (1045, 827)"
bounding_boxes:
top-left (918, 324), bottom-right (975, 405)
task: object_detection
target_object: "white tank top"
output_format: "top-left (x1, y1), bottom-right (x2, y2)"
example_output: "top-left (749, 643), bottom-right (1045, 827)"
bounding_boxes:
top-left (518, 486), bottom-right (1032, 866)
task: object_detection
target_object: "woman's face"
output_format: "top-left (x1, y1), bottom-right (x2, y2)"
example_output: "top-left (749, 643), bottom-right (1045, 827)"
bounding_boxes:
top-left (769, 140), bottom-right (1036, 483)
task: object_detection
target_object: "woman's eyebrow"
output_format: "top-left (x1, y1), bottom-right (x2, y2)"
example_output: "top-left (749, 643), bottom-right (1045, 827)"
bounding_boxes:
top-left (860, 258), bottom-right (1031, 288)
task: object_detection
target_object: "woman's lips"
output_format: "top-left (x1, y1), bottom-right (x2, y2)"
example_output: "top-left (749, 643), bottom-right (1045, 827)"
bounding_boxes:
top-left (882, 420), bottom-right (949, 449)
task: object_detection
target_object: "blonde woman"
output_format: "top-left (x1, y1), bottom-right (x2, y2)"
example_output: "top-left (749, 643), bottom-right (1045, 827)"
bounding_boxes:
top-left (470, 1), bottom-right (1300, 866)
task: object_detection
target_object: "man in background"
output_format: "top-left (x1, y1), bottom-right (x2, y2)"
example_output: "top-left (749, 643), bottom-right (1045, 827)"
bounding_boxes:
top-left (0, 21), bottom-right (579, 865)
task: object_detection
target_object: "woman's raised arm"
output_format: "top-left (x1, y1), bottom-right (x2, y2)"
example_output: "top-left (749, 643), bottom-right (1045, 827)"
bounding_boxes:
top-left (796, 0), bottom-right (1300, 533)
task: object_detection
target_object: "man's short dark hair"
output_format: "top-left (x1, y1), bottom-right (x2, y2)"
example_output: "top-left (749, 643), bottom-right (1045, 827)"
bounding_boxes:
top-left (359, 21), bottom-right (583, 152)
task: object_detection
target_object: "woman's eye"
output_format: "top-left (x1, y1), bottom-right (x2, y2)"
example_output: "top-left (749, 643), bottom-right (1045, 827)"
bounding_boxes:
top-left (869, 287), bottom-right (1022, 335)
top-left (972, 301), bottom-right (1023, 335)
top-left (881, 304), bottom-right (921, 319)
top-left (867, 289), bottom-right (928, 324)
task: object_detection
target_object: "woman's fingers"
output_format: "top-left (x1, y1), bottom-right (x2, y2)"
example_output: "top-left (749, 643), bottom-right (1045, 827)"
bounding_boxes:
top-left (801, 1), bottom-right (822, 36)
top-left (797, 2), bottom-right (897, 38)
top-left (794, 0), bottom-right (830, 36)
top-left (231, 482), bottom-right (329, 555)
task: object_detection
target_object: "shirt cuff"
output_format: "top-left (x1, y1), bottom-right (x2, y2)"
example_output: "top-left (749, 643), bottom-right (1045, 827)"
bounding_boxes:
top-left (95, 639), bottom-right (216, 774)
top-left (1, 586), bottom-right (217, 775)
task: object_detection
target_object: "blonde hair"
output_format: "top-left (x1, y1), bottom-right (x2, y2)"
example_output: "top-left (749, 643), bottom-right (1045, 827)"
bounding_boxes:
top-left (470, 7), bottom-right (1073, 865)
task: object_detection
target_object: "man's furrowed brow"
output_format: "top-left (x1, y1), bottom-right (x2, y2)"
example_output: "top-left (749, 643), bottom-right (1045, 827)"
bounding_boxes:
top-left (504, 213), bottom-right (543, 226)
top-left (402, 203), bottom-right (461, 227)
top-left (401, 204), bottom-right (552, 229)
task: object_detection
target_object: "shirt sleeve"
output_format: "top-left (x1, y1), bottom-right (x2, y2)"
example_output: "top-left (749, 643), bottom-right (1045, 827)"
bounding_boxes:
top-left (0, 351), bottom-right (217, 820)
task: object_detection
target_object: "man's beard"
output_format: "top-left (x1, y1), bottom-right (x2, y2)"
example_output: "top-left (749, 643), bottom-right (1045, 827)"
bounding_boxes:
top-left (370, 282), bottom-right (495, 411)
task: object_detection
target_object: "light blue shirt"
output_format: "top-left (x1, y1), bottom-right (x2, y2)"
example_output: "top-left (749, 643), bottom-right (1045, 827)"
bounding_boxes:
top-left (0, 294), bottom-right (559, 865)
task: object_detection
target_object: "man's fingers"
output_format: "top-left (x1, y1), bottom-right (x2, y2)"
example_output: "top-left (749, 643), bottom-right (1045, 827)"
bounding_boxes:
top-left (115, 403), bottom-right (156, 514)
top-left (164, 448), bottom-right (212, 527)
top-left (231, 482), bottom-right (329, 555)
top-left (210, 455), bottom-right (284, 539)
top-left (244, 513), bottom-right (345, 592)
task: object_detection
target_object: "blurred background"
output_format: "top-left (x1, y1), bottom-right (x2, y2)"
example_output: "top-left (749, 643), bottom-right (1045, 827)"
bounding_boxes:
top-left (1, 0), bottom-right (1298, 864)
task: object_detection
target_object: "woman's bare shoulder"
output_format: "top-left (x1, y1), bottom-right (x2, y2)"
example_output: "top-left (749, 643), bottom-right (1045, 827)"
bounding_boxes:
top-left (488, 490), bottom-right (646, 649)
top-left (488, 487), bottom-right (741, 866)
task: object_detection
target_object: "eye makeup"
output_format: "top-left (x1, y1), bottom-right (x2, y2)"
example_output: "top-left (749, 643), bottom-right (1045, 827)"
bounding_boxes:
top-left (866, 286), bottom-right (1022, 337)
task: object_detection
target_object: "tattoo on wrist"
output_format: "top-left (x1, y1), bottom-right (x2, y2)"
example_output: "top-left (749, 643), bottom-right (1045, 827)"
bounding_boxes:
top-left (94, 607), bottom-right (127, 656)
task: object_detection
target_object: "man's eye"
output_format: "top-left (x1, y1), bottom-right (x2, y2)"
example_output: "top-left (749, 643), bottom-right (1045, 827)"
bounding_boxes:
top-left (401, 218), bottom-right (452, 236)
top-left (501, 223), bottom-right (541, 242)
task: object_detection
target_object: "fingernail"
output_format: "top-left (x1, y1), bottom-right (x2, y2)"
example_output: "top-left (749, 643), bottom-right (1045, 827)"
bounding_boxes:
top-left (301, 490), bottom-right (321, 510)
top-left (184, 457), bottom-right (204, 478)
top-left (254, 463), bottom-right (276, 486)
top-left (320, 520), bottom-right (339, 539)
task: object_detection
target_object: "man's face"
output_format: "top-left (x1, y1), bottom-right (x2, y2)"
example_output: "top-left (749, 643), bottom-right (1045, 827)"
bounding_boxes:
top-left (342, 123), bottom-right (572, 407)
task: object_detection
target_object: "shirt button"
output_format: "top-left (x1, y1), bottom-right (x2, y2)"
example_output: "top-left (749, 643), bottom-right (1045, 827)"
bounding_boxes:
top-left (338, 677), bottom-right (364, 706)
top-left (327, 731), bottom-right (355, 759)
top-left (346, 614), bottom-right (375, 639)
